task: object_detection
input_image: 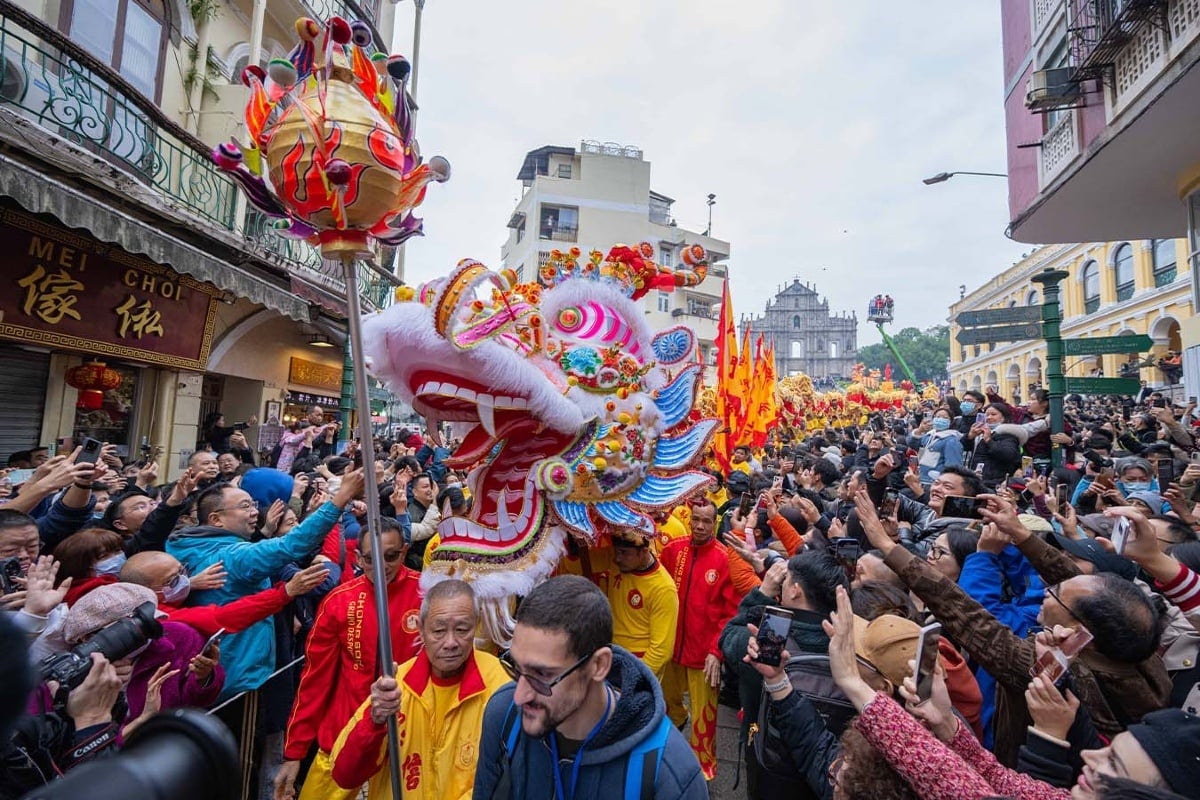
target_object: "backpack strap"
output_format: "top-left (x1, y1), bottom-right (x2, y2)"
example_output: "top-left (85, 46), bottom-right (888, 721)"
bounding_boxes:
top-left (491, 700), bottom-right (521, 800)
top-left (624, 715), bottom-right (672, 800)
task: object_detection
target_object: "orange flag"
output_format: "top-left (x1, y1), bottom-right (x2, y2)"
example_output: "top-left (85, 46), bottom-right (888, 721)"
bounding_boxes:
top-left (711, 284), bottom-right (737, 471)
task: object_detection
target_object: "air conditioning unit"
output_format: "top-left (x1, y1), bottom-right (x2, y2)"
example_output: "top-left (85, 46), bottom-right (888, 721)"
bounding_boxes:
top-left (1, 50), bottom-right (28, 103)
top-left (1025, 67), bottom-right (1080, 110)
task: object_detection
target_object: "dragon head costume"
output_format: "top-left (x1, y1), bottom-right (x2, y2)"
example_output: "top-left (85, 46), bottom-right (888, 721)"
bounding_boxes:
top-left (363, 244), bottom-right (716, 642)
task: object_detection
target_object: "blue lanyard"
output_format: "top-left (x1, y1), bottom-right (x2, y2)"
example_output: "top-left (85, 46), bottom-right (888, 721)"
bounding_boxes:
top-left (549, 686), bottom-right (612, 800)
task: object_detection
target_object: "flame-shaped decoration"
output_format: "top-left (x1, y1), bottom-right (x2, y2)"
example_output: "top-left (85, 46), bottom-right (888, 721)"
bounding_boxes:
top-left (214, 16), bottom-right (449, 259)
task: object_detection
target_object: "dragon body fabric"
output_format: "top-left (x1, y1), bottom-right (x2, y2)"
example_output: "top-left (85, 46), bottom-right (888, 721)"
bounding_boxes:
top-left (363, 244), bottom-right (717, 643)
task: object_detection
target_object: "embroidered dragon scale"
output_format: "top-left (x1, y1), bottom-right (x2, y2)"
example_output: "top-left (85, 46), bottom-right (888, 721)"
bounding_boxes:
top-left (212, 15), bottom-right (447, 257)
top-left (363, 243), bottom-right (718, 643)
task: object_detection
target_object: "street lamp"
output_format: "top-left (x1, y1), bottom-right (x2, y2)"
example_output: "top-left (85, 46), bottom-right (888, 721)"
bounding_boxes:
top-left (704, 193), bottom-right (716, 236)
top-left (922, 170), bottom-right (1008, 185)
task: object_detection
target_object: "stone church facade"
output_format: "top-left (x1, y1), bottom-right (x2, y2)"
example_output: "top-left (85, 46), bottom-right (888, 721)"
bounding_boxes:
top-left (745, 279), bottom-right (858, 382)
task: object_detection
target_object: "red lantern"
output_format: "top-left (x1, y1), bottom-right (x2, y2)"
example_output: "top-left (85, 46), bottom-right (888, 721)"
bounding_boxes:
top-left (65, 361), bottom-right (122, 411)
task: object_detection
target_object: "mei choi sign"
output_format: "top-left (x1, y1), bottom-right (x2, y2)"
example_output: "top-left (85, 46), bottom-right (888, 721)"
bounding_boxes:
top-left (0, 207), bottom-right (220, 370)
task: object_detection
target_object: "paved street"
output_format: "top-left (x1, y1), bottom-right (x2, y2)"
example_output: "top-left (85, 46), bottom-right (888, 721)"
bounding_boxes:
top-left (708, 704), bottom-right (743, 800)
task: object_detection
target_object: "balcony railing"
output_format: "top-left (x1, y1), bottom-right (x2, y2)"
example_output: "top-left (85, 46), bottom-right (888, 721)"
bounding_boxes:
top-left (1038, 111), bottom-right (1080, 187)
top-left (0, 3), bottom-right (381, 313)
top-left (1069, 0), bottom-right (1167, 81)
top-left (539, 223), bottom-right (578, 242)
top-left (301, 0), bottom-right (383, 48)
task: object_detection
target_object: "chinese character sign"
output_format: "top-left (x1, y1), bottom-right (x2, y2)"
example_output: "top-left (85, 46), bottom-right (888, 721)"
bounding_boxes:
top-left (0, 208), bottom-right (220, 370)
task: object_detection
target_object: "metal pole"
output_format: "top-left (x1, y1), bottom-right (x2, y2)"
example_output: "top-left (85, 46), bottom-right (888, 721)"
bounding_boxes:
top-left (1033, 268), bottom-right (1070, 469)
top-left (877, 322), bottom-right (918, 385)
top-left (410, 0), bottom-right (424, 100)
top-left (340, 255), bottom-right (403, 800)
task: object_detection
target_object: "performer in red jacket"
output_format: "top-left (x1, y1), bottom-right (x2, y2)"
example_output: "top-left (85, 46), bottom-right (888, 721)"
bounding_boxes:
top-left (275, 518), bottom-right (423, 800)
top-left (658, 498), bottom-right (740, 780)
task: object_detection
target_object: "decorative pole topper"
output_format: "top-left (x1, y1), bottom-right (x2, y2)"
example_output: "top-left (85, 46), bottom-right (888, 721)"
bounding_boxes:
top-left (213, 15), bottom-right (449, 260)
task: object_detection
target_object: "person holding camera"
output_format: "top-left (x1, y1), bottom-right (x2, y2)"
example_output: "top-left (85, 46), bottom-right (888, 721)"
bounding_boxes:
top-left (59, 583), bottom-right (222, 726)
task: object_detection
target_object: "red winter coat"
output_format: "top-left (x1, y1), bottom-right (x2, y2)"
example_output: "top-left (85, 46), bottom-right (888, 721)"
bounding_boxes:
top-left (282, 570), bottom-right (423, 760)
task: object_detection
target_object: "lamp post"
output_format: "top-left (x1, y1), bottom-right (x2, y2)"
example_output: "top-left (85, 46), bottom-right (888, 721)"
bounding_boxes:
top-left (922, 171), bottom-right (1008, 185)
top-left (704, 193), bottom-right (716, 236)
top-left (393, 0), bottom-right (427, 284)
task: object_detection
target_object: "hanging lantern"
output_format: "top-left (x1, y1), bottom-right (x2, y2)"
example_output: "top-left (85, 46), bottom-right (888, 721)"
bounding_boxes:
top-left (65, 361), bottom-right (122, 411)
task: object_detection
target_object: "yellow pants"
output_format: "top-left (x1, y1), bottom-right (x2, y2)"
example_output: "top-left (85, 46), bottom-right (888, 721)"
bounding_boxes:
top-left (298, 748), bottom-right (388, 800)
top-left (661, 661), bottom-right (718, 780)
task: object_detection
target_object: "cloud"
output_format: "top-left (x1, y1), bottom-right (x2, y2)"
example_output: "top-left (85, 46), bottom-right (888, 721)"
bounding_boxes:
top-left (389, 1), bottom-right (1028, 346)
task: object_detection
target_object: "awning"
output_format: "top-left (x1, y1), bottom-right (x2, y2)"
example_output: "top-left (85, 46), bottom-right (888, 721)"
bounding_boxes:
top-left (0, 151), bottom-right (315, 323)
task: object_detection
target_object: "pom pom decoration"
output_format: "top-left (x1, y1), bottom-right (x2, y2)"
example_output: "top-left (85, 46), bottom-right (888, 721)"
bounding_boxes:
top-left (213, 15), bottom-right (449, 260)
top-left (386, 55), bottom-right (411, 82)
top-left (350, 20), bottom-right (373, 48)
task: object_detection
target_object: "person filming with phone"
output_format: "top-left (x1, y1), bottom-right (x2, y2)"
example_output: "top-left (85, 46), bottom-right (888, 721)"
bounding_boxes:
top-left (719, 549), bottom-right (846, 796)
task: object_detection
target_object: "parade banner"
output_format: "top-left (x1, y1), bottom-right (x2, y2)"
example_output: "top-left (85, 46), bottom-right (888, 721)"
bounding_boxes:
top-left (0, 207), bottom-right (220, 371)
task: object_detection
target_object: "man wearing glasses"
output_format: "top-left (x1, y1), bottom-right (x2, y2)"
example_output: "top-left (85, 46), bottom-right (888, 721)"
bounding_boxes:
top-left (168, 470), bottom-right (366, 702)
top-left (275, 516), bottom-right (424, 800)
top-left (473, 575), bottom-right (705, 799)
top-left (331, 580), bottom-right (509, 799)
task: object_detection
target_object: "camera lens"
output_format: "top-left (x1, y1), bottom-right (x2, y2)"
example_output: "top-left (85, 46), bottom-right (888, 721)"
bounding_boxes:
top-left (76, 602), bottom-right (162, 663)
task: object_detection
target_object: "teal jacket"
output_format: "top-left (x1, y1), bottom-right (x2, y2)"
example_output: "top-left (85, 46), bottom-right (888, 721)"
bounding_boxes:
top-left (166, 501), bottom-right (341, 700)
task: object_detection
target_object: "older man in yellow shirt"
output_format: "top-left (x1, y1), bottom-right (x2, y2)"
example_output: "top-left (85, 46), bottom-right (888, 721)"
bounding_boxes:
top-left (330, 579), bottom-right (508, 800)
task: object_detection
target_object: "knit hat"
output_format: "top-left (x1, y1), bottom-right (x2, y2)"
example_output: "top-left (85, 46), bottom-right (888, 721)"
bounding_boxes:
top-left (63, 582), bottom-right (159, 644)
top-left (1078, 514), bottom-right (1115, 539)
top-left (240, 468), bottom-right (293, 509)
top-left (853, 614), bottom-right (921, 689)
top-left (1127, 491), bottom-right (1164, 512)
top-left (1127, 709), bottom-right (1200, 799)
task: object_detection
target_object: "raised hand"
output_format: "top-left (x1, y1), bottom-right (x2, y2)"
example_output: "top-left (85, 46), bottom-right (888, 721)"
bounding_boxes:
top-left (191, 562), bottom-right (227, 591)
top-left (1025, 674), bottom-right (1079, 741)
top-left (285, 563), bottom-right (331, 597)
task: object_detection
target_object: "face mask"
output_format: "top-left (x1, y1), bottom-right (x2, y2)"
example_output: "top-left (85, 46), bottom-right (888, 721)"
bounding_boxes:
top-left (932, 418), bottom-right (951, 432)
top-left (93, 552), bottom-right (127, 577)
top-left (960, 401), bottom-right (977, 415)
top-left (160, 573), bottom-right (191, 604)
top-left (1122, 481), bottom-right (1151, 493)
top-left (988, 423), bottom-right (1000, 431)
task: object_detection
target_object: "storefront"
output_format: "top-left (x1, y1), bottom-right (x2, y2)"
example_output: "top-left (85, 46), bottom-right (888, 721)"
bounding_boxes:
top-left (0, 205), bottom-right (221, 459)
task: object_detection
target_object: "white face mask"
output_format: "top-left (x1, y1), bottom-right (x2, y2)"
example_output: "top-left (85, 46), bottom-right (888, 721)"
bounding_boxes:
top-left (93, 552), bottom-right (127, 577)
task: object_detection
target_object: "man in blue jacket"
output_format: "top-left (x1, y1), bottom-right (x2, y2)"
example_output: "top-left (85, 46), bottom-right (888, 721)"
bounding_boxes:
top-left (167, 468), bottom-right (365, 700)
top-left (473, 575), bottom-right (706, 800)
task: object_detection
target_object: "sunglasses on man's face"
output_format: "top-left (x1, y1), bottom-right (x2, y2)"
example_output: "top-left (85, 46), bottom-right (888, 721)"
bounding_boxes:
top-left (359, 549), bottom-right (404, 565)
top-left (498, 648), bottom-right (595, 696)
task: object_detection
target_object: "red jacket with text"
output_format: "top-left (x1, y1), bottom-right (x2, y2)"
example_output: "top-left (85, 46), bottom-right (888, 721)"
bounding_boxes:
top-left (659, 537), bottom-right (740, 670)
top-left (282, 569), bottom-right (424, 760)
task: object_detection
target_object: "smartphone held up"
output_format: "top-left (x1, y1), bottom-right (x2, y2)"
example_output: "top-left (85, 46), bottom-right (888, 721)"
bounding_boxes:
top-left (755, 606), bottom-right (793, 668)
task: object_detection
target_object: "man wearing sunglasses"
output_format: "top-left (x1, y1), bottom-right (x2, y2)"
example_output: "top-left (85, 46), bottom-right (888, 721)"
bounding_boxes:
top-left (473, 575), bottom-right (705, 800)
top-left (331, 579), bottom-right (509, 799)
top-left (275, 516), bottom-right (424, 800)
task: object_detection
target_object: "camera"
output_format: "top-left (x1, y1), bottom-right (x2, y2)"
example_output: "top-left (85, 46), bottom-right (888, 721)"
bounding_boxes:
top-left (19, 709), bottom-right (239, 800)
top-left (39, 601), bottom-right (162, 692)
top-left (0, 557), bottom-right (21, 595)
top-left (1081, 450), bottom-right (1113, 471)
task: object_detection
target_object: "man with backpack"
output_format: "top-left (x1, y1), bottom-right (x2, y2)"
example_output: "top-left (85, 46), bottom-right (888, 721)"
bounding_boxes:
top-left (472, 575), bottom-right (706, 800)
top-left (719, 549), bottom-right (848, 798)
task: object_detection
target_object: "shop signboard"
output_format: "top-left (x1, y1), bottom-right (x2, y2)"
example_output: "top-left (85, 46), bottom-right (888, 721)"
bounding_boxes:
top-left (0, 208), bottom-right (220, 370)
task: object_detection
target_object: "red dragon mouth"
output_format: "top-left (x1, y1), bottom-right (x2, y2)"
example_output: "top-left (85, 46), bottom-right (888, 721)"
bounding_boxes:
top-left (409, 371), bottom-right (577, 550)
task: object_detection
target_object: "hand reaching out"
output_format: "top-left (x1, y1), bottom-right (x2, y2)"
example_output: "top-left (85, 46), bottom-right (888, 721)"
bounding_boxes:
top-left (285, 563), bottom-right (331, 597)
top-left (190, 562), bottom-right (227, 591)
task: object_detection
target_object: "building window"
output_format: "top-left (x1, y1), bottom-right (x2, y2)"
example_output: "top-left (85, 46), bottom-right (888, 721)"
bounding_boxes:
top-left (556, 163), bottom-right (572, 179)
top-left (1027, 290), bottom-right (1040, 305)
top-left (792, 315), bottom-right (801, 329)
top-left (649, 195), bottom-right (672, 225)
top-left (1113, 243), bottom-right (1134, 302)
top-left (65, 0), bottom-right (168, 101)
top-left (815, 339), bottom-right (824, 352)
top-left (539, 205), bottom-right (578, 242)
top-left (660, 247), bottom-right (673, 267)
top-left (1041, 33), bottom-right (1070, 132)
top-left (790, 340), bottom-right (804, 358)
top-left (514, 264), bottom-right (525, 282)
top-left (828, 341), bottom-right (838, 359)
top-left (516, 224), bottom-right (524, 244)
top-left (961, 348), bottom-right (968, 361)
top-left (657, 292), bottom-right (670, 313)
top-left (1082, 260), bottom-right (1100, 314)
top-left (1152, 239), bottom-right (1177, 287)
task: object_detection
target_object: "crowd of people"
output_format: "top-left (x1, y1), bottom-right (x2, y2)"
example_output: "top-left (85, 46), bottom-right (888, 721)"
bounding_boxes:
top-left (3, 386), bottom-right (1200, 799)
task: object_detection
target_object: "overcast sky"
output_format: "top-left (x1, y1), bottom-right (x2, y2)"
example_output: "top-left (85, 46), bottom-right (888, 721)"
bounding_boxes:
top-left (389, 1), bottom-right (1030, 346)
